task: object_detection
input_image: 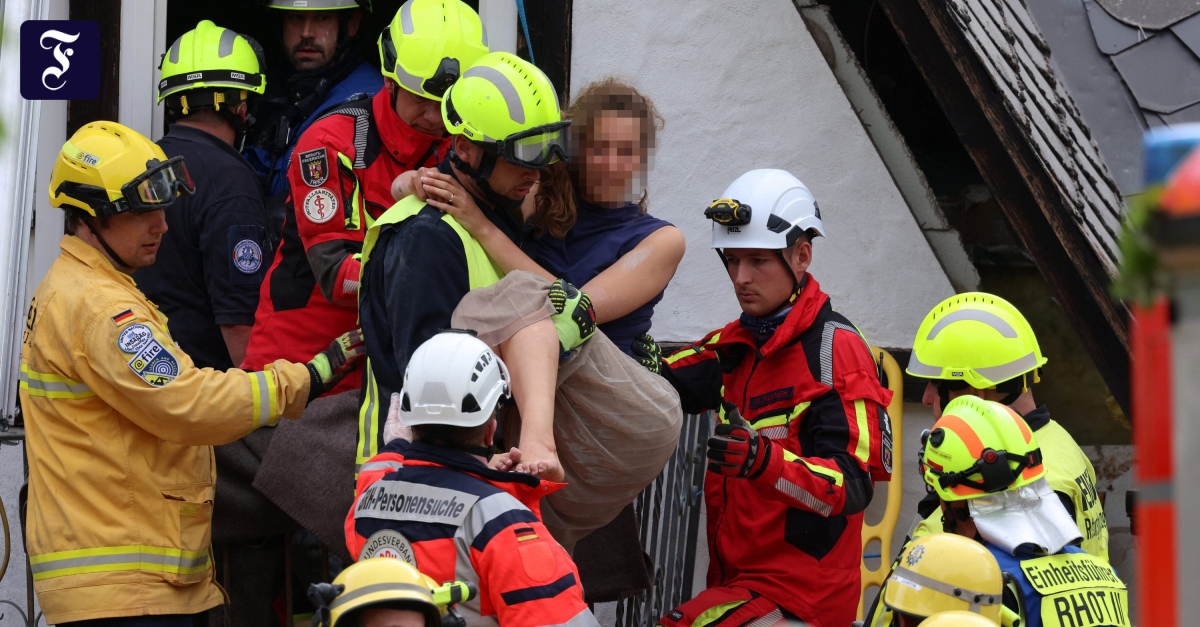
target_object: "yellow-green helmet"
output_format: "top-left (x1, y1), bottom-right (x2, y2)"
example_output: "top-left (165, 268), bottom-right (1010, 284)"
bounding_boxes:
top-left (378, 0), bottom-right (489, 101)
top-left (48, 121), bottom-right (194, 218)
top-left (158, 20), bottom-right (266, 105)
top-left (309, 558), bottom-right (474, 627)
top-left (883, 533), bottom-right (1004, 623)
top-left (442, 51), bottom-right (569, 169)
top-left (921, 396), bottom-right (1044, 502)
top-left (920, 611), bottom-right (1000, 626)
top-left (906, 292), bottom-right (1047, 390)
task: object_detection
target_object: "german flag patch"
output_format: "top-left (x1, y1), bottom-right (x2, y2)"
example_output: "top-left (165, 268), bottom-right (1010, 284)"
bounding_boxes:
top-left (111, 309), bottom-right (135, 326)
top-left (514, 527), bottom-right (539, 542)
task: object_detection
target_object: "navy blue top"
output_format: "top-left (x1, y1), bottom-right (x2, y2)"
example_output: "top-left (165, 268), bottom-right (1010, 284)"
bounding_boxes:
top-left (530, 198), bottom-right (672, 356)
top-left (137, 124), bottom-right (269, 370)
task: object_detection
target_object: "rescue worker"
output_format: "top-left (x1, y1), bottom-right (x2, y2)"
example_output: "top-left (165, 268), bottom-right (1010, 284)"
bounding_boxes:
top-left (906, 293), bottom-right (1109, 559)
top-left (241, 0), bottom-right (488, 395)
top-left (356, 50), bottom-right (586, 475)
top-left (23, 121), bottom-right (365, 625)
top-left (245, 0), bottom-right (379, 201)
top-left (654, 169), bottom-right (893, 627)
top-left (920, 396), bottom-right (1130, 627)
top-left (138, 20), bottom-right (269, 371)
top-left (878, 533), bottom-right (1007, 626)
top-left (346, 331), bottom-right (599, 627)
top-left (307, 557), bottom-right (474, 627)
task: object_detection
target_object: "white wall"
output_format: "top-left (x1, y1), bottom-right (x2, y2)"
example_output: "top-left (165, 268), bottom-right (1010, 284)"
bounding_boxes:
top-left (570, 0), bottom-right (954, 348)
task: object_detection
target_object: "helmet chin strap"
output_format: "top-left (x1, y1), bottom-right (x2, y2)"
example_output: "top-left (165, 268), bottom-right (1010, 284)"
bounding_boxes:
top-left (448, 144), bottom-right (524, 212)
top-left (84, 218), bottom-right (135, 272)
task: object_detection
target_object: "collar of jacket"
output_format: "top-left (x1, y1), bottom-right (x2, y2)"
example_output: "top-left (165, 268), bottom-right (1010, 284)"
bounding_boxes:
top-left (370, 88), bottom-right (447, 167)
top-left (712, 271), bottom-right (829, 359)
top-left (61, 234), bottom-right (140, 285)
top-left (402, 440), bottom-right (565, 498)
top-left (1023, 405), bottom-right (1052, 431)
top-left (163, 123), bottom-right (257, 174)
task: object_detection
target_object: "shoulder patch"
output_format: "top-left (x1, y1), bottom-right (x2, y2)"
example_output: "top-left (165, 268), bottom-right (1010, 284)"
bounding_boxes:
top-left (127, 339), bottom-right (180, 387)
top-left (111, 309), bottom-right (135, 326)
top-left (359, 529), bottom-right (418, 568)
top-left (116, 323), bottom-right (154, 354)
top-left (302, 188), bottom-right (338, 224)
top-left (298, 147), bottom-right (329, 187)
top-left (232, 239), bottom-right (263, 275)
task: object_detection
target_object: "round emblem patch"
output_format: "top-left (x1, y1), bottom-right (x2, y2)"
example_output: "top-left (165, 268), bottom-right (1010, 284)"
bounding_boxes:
top-left (359, 529), bottom-right (417, 567)
top-left (303, 188), bottom-right (338, 224)
top-left (232, 239), bottom-right (263, 275)
top-left (116, 324), bottom-right (153, 354)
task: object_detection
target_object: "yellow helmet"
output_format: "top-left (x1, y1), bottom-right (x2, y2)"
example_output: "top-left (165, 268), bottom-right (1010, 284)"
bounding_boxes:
top-left (309, 558), bottom-right (474, 627)
top-left (907, 292), bottom-right (1046, 390)
top-left (919, 611), bottom-right (1000, 626)
top-left (442, 51), bottom-right (568, 170)
top-left (48, 121), bottom-right (194, 219)
top-left (158, 20), bottom-right (265, 105)
top-left (883, 533), bottom-right (1004, 623)
top-left (921, 397), bottom-right (1044, 502)
top-left (378, 0), bottom-right (489, 101)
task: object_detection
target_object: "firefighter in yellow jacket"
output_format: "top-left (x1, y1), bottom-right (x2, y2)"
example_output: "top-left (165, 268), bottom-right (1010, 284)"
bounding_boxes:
top-left (21, 121), bottom-right (365, 626)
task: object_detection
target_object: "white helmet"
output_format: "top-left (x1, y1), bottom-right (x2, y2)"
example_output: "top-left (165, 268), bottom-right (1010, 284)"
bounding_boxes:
top-left (707, 169), bottom-right (825, 250)
top-left (400, 331), bottom-right (511, 427)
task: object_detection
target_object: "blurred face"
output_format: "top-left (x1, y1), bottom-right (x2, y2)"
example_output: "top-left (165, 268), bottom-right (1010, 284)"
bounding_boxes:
top-left (282, 10), bottom-right (355, 71)
top-left (579, 112), bottom-right (642, 205)
top-left (390, 81), bottom-right (446, 136)
top-left (92, 210), bottom-right (169, 270)
top-left (357, 608), bottom-right (427, 627)
top-left (723, 249), bottom-right (796, 318)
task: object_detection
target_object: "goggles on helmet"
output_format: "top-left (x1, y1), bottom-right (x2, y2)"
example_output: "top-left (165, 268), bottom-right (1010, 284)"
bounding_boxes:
top-left (56, 157), bottom-right (195, 218)
top-left (493, 122), bottom-right (571, 169)
top-left (930, 444), bottom-right (1043, 494)
top-left (379, 27), bottom-right (461, 98)
top-left (705, 198), bottom-right (752, 226)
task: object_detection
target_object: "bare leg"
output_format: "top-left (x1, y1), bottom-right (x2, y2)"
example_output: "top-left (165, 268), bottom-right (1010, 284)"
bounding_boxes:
top-left (493, 317), bottom-right (564, 481)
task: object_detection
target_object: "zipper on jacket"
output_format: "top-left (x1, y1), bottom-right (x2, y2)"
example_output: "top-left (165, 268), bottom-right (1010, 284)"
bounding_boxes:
top-left (714, 349), bottom-right (764, 583)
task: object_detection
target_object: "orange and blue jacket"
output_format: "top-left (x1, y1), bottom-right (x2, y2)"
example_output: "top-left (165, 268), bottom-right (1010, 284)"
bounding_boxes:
top-left (347, 440), bottom-right (599, 627)
top-left (660, 273), bottom-right (894, 627)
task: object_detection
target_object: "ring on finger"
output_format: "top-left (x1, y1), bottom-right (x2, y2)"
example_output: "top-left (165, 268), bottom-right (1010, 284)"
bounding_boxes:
top-left (450, 193), bottom-right (455, 204)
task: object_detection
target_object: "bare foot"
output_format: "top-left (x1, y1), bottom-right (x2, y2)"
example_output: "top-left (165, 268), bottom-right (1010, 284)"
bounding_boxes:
top-left (489, 447), bottom-right (521, 472)
top-left (513, 441), bottom-right (565, 482)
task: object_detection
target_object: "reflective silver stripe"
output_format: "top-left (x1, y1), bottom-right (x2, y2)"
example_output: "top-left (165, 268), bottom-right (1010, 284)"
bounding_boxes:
top-left (354, 479), bottom-right (478, 524)
top-left (358, 460), bottom-right (402, 474)
top-left (393, 62), bottom-right (429, 96)
top-left (926, 309), bottom-right (1017, 340)
top-left (19, 371), bottom-right (92, 396)
top-left (218, 29), bottom-right (238, 57)
top-left (343, 278), bottom-right (360, 294)
top-left (745, 608), bottom-right (795, 627)
top-left (819, 321), bottom-right (866, 387)
top-left (759, 426), bottom-right (789, 440)
top-left (400, 0), bottom-right (415, 34)
top-left (905, 350), bottom-right (944, 377)
top-left (463, 66), bottom-right (525, 124)
top-left (168, 37), bottom-right (182, 64)
top-left (362, 365), bottom-right (377, 459)
top-left (540, 608), bottom-right (602, 627)
top-left (973, 352), bottom-right (1040, 384)
top-left (330, 581), bottom-right (431, 610)
top-left (1137, 479), bottom-right (1173, 503)
top-left (773, 477), bottom-right (832, 517)
top-left (891, 566), bottom-right (999, 613)
top-left (253, 370), bottom-right (271, 429)
top-left (30, 550), bottom-right (209, 575)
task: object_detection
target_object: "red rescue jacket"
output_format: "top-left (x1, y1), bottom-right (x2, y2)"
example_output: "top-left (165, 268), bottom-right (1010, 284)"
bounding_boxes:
top-left (347, 440), bottom-right (597, 627)
top-left (661, 274), bottom-right (893, 627)
top-left (242, 88), bottom-right (447, 394)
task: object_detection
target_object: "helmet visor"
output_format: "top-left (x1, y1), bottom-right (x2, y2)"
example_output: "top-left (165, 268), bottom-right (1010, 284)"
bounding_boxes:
top-left (122, 157), bottom-right (195, 211)
top-left (500, 121), bottom-right (571, 169)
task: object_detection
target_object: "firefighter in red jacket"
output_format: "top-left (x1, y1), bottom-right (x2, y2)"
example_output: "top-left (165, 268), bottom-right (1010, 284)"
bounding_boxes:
top-left (654, 170), bottom-right (893, 627)
top-left (346, 331), bottom-right (598, 627)
top-left (241, 0), bottom-right (488, 393)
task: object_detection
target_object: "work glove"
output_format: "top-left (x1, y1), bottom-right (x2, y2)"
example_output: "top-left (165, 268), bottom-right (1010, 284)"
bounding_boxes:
top-left (305, 329), bottom-right (366, 402)
top-left (548, 279), bottom-right (596, 354)
top-left (707, 419), bottom-right (774, 479)
top-left (631, 333), bottom-right (663, 375)
top-left (382, 392), bottom-right (413, 444)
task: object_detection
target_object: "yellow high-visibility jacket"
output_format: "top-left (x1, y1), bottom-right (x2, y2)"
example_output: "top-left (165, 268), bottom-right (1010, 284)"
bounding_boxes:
top-left (20, 236), bottom-right (312, 624)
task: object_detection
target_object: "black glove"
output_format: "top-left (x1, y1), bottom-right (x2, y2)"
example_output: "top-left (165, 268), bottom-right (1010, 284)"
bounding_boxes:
top-left (707, 422), bottom-right (774, 479)
top-left (631, 333), bottom-right (663, 375)
top-left (305, 329), bottom-right (366, 402)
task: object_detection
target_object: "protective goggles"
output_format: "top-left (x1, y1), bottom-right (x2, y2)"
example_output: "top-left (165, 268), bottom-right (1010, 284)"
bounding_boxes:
top-left (705, 198), bottom-right (752, 226)
top-left (492, 121), bottom-right (571, 169)
top-left (379, 28), bottom-right (460, 98)
top-left (57, 157), bottom-right (195, 218)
